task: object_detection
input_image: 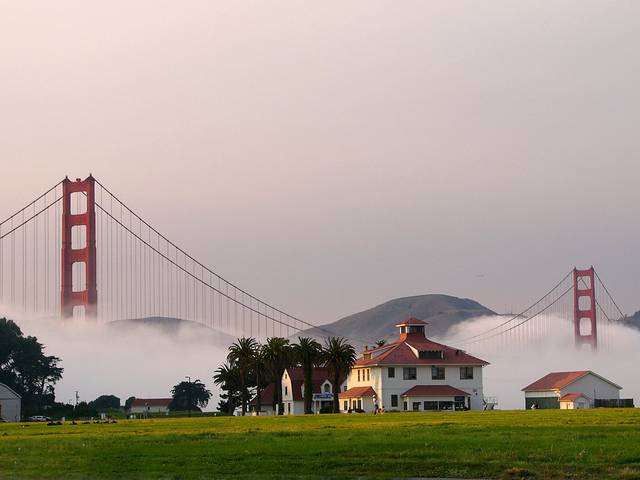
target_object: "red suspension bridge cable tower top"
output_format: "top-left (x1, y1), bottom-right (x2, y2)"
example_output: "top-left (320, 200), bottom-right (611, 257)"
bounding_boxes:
top-left (61, 176), bottom-right (98, 318)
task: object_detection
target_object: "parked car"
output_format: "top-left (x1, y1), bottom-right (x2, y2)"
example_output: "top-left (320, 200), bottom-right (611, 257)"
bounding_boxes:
top-left (28, 415), bottom-right (51, 422)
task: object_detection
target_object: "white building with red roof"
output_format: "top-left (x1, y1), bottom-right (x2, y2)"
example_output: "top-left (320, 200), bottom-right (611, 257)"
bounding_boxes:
top-left (339, 318), bottom-right (489, 412)
top-left (129, 398), bottom-right (172, 415)
top-left (522, 370), bottom-right (622, 409)
top-left (282, 367), bottom-right (347, 415)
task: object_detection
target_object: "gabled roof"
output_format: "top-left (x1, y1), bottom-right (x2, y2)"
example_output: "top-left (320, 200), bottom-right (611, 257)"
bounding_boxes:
top-left (131, 398), bottom-right (172, 408)
top-left (284, 368), bottom-right (347, 401)
top-left (339, 386), bottom-right (376, 399)
top-left (354, 337), bottom-right (488, 367)
top-left (560, 392), bottom-right (587, 402)
top-left (0, 382), bottom-right (22, 399)
top-left (250, 383), bottom-right (276, 406)
top-left (522, 371), bottom-right (622, 392)
top-left (401, 385), bottom-right (469, 397)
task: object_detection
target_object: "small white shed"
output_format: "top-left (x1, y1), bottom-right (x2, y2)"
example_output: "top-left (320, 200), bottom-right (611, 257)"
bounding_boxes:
top-left (559, 393), bottom-right (591, 410)
top-left (0, 382), bottom-right (22, 422)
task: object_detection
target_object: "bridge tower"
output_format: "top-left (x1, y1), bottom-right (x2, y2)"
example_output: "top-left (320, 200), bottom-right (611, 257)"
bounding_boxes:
top-left (61, 175), bottom-right (98, 318)
top-left (573, 267), bottom-right (597, 350)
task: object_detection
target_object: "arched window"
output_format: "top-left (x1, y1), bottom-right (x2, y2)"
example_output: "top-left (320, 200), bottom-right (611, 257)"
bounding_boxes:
top-left (324, 384), bottom-right (330, 393)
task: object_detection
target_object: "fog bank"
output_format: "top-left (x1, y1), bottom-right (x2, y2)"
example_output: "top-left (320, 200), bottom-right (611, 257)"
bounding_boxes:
top-left (1, 306), bottom-right (229, 410)
top-left (442, 315), bottom-right (640, 409)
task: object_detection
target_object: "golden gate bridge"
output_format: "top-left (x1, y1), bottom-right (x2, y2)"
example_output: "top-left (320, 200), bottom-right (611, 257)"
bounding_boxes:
top-left (0, 175), bottom-right (628, 350)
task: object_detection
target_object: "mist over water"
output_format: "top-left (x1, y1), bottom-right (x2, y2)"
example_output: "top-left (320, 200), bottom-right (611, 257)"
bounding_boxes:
top-left (442, 316), bottom-right (640, 410)
top-left (1, 306), bottom-right (229, 410)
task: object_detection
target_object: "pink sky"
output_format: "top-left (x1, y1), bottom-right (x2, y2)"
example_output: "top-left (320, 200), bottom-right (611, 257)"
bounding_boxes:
top-left (1, 1), bottom-right (639, 325)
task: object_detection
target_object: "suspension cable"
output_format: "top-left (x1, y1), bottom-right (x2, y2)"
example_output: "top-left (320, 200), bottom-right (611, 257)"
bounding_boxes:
top-left (451, 269), bottom-right (573, 343)
top-left (456, 284), bottom-right (575, 346)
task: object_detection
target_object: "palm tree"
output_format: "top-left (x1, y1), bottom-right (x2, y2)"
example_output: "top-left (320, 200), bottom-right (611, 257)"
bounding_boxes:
top-left (261, 337), bottom-right (293, 415)
top-left (227, 337), bottom-right (258, 415)
top-left (213, 362), bottom-right (241, 415)
top-left (292, 337), bottom-right (322, 414)
top-left (252, 346), bottom-right (267, 416)
top-left (322, 337), bottom-right (357, 413)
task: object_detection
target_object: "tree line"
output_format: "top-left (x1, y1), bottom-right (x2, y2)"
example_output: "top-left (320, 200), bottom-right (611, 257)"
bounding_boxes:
top-left (0, 318), bottom-right (63, 416)
top-left (214, 336), bottom-right (357, 415)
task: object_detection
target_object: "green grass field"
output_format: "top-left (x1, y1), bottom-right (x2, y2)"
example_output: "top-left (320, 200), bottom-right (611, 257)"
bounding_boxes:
top-left (1, 409), bottom-right (640, 479)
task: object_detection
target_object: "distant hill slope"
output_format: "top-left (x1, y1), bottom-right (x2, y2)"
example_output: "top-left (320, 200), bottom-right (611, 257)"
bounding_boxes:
top-left (297, 294), bottom-right (496, 346)
top-left (621, 311), bottom-right (640, 331)
top-left (108, 317), bottom-right (237, 348)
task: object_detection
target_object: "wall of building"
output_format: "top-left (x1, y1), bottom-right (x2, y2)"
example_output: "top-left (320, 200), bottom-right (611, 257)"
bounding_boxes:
top-left (130, 405), bottom-right (169, 414)
top-left (560, 398), bottom-right (590, 410)
top-left (0, 384), bottom-right (21, 422)
top-left (560, 374), bottom-right (620, 401)
top-left (347, 364), bottom-right (484, 411)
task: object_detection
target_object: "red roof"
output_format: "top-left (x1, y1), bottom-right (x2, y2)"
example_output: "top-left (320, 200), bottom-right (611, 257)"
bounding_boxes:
top-left (285, 368), bottom-right (346, 401)
top-left (401, 385), bottom-right (469, 397)
top-left (522, 371), bottom-right (591, 391)
top-left (354, 337), bottom-right (488, 367)
top-left (131, 398), bottom-right (172, 408)
top-left (560, 392), bottom-right (586, 402)
top-left (250, 383), bottom-right (276, 406)
top-left (395, 317), bottom-right (429, 326)
top-left (339, 386), bottom-right (376, 399)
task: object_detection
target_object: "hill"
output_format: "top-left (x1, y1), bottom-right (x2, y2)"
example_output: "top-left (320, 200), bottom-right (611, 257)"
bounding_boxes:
top-left (298, 294), bottom-right (496, 346)
top-left (108, 317), bottom-right (237, 349)
top-left (621, 310), bottom-right (640, 331)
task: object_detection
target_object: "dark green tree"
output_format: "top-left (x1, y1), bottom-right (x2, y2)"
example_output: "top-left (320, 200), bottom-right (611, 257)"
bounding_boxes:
top-left (227, 337), bottom-right (259, 415)
top-left (262, 337), bottom-right (293, 415)
top-left (0, 317), bottom-right (63, 415)
top-left (170, 379), bottom-right (211, 412)
top-left (88, 395), bottom-right (121, 410)
top-left (213, 362), bottom-right (242, 415)
top-left (124, 396), bottom-right (136, 411)
top-left (293, 337), bottom-right (323, 414)
top-left (322, 337), bottom-right (357, 413)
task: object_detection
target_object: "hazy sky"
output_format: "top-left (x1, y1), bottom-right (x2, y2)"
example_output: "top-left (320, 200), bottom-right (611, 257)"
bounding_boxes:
top-left (1, 1), bottom-right (639, 326)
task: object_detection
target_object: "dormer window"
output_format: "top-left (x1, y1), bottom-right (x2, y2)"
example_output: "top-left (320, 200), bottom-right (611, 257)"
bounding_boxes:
top-left (324, 384), bottom-right (330, 393)
top-left (418, 350), bottom-right (443, 359)
top-left (407, 325), bottom-right (424, 335)
top-left (363, 352), bottom-right (371, 360)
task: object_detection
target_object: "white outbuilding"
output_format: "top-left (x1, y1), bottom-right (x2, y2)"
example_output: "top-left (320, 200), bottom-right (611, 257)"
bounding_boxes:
top-left (522, 370), bottom-right (627, 409)
top-left (0, 382), bottom-right (21, 422)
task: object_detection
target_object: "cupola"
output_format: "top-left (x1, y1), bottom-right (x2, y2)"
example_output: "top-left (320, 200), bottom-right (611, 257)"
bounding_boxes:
top-left (395, 317), bottom-right (428, 341)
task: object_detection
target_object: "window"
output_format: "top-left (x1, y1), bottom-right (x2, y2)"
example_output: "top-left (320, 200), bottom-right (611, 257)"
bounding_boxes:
top-left (403, 367), bottom-right (417, 380)
top-left (344, 400), bottom-right (348, 411)
top-left (418, 350), bottom-right (443, 359)
top-left (357, 399), bottom-right (362, 410)
top-left (284, 386), bottom-right (288, 396)
top-left (367, 369), bottom-right (370, 381)
top-left (431, 366), bottom-right (445, 380)
top-left (460, 367), bottom-right (474, 380)
top-left (412, 402), bottom-right (420, 411)
top-left (363, 352), bottom-right (371, 360)
top-left (357, 370), bottom-right (361, 382)
top-left (388, 367), bottom-right (395, 378)
top-left (324, 384), bottom-right (330, 393)
top-left (287, 403), bottom-right (291, 413)
top-left (403, 401), bottom-right (408, 411)
top-left (391, 394), bottom-right (398, 407)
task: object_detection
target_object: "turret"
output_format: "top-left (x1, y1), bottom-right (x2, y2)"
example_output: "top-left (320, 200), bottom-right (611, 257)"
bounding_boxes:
top-left (395, 317), bottom-right (428, 342)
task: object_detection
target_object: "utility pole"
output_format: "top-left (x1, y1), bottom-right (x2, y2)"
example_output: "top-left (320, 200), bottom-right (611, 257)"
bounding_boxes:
top-left (185, 376), bottom-right (191, 418)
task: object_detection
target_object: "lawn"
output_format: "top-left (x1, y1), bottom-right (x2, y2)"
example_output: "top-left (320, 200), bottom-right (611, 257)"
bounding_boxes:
top-left (1, 409), bottom-right (640, 479)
